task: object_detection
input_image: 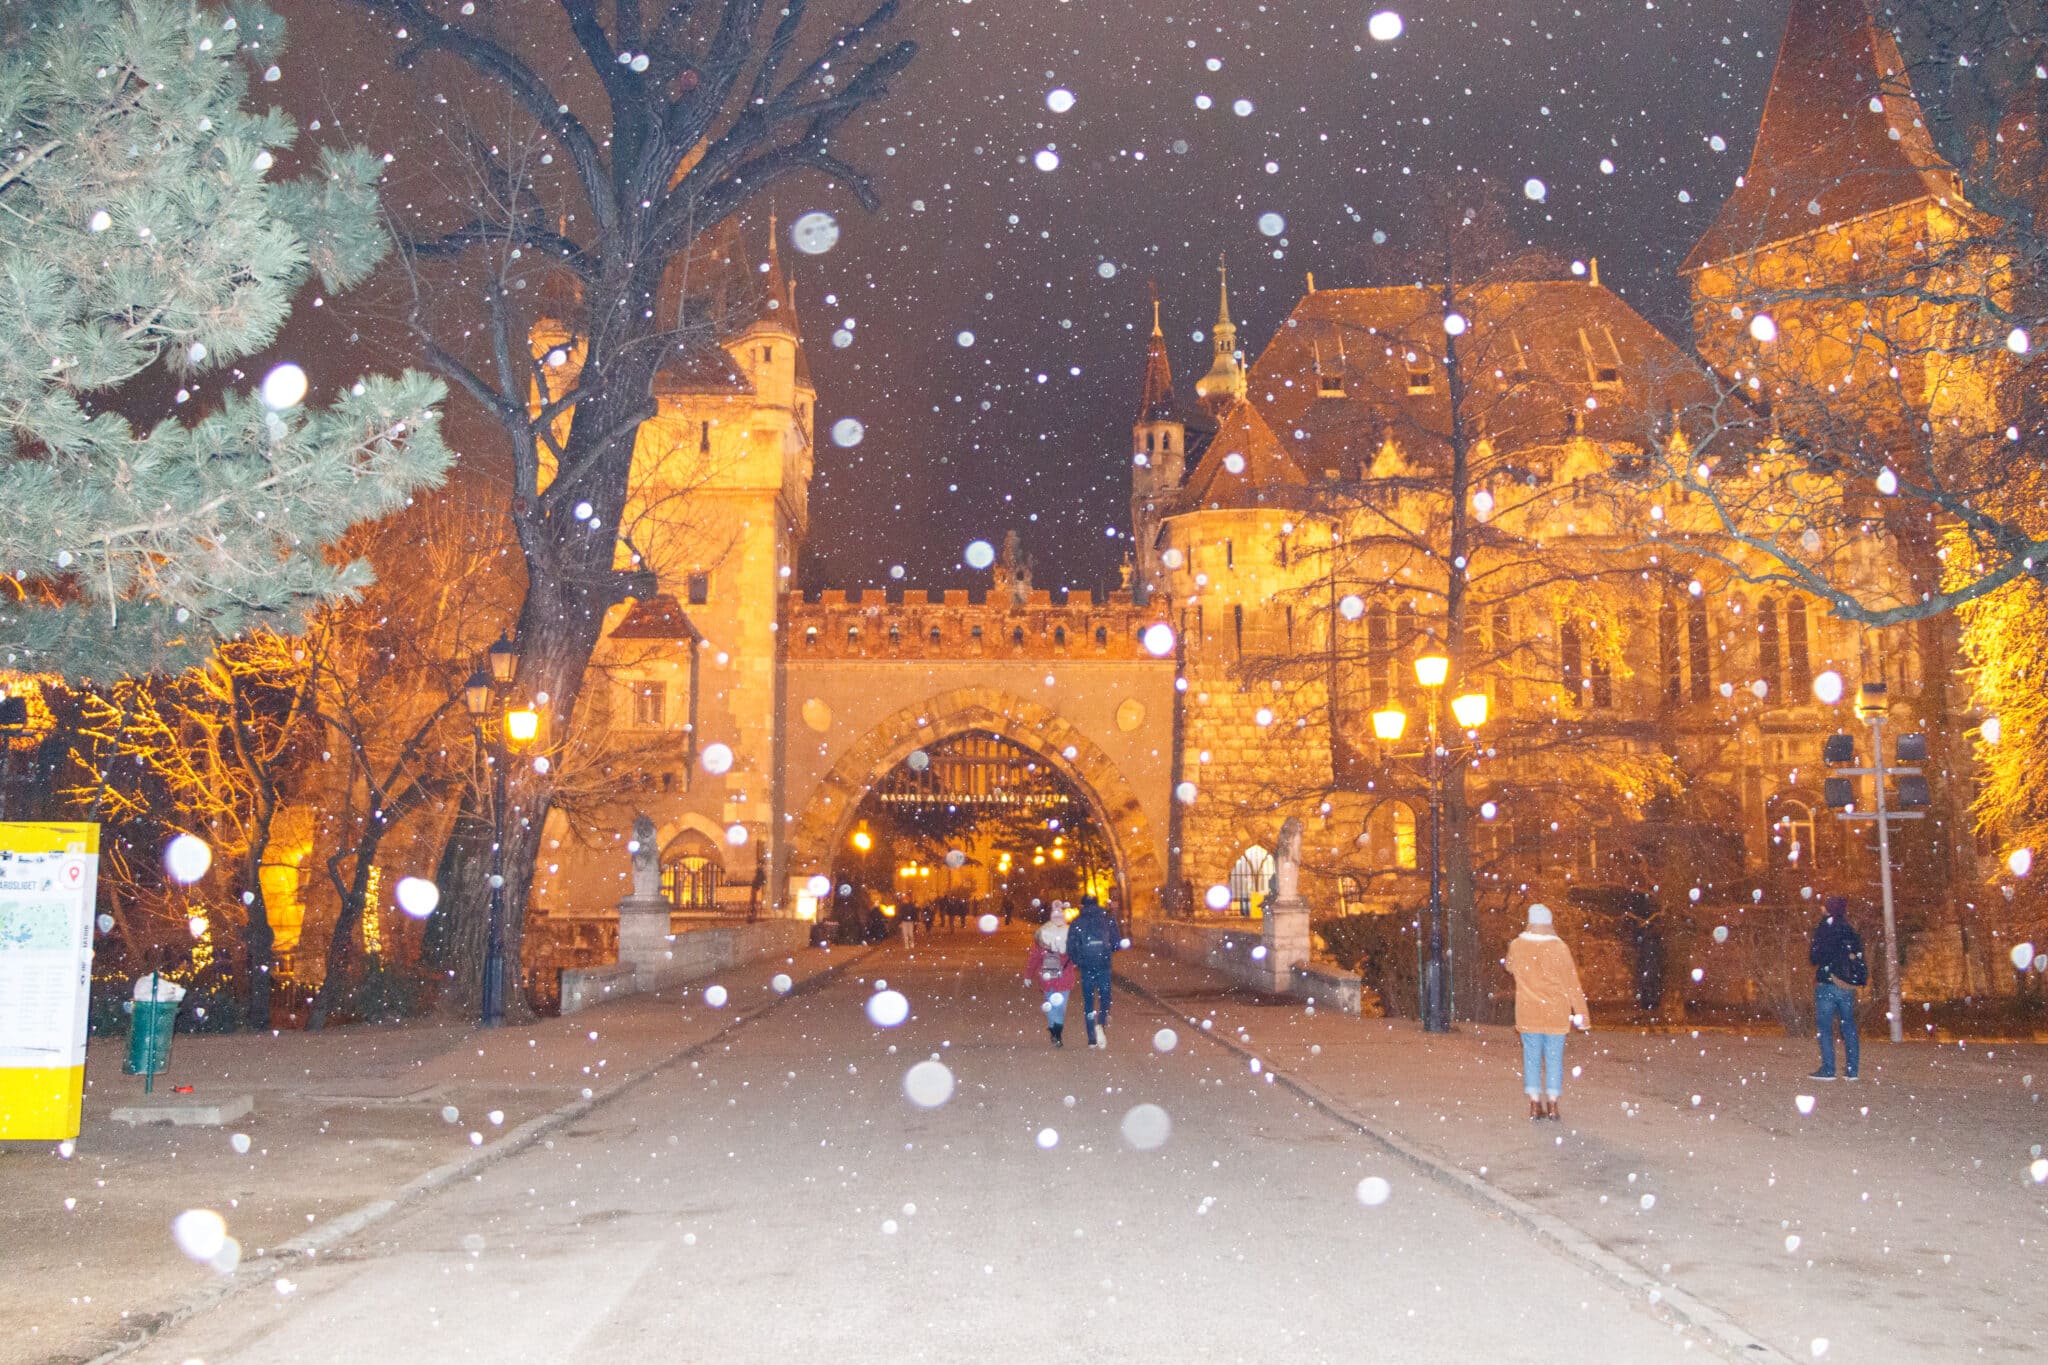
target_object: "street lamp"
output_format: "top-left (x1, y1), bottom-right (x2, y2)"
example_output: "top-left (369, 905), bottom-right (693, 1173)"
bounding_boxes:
top-left (1820, 680), bottom-right (1928, 1044)
top-left (464, 635), bottom-right (525, 1028)
top-left (1368, 651), bottom-right (1488, 1033)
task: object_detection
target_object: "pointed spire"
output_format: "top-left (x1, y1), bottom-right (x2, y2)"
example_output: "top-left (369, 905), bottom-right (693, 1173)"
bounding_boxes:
top-left (1137, 284), bottom-right (1179, 423)
top-left (1195, 253), bottom-right (1247, 412)
top-left (1685, 0), bottom-right (1953, 271)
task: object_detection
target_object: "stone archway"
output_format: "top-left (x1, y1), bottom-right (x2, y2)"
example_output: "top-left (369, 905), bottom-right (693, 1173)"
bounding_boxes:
top-left (786, 687), bottom-right (1168, 918)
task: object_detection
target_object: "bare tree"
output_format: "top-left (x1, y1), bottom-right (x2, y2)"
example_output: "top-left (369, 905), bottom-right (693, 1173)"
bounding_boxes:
top-left (344, 0), bottom-right (917, 1012)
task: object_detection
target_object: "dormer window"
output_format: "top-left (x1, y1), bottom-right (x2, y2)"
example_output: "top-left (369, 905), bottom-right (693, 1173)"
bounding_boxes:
top-left (1404, 351), bottom-right (1434, 394)
top-left (1319, 373), bottom-right (1344, 396)
top-left (1580, 327), bottom-right (1623, 389)
top-left (760, 345), bottom-right (773, 364)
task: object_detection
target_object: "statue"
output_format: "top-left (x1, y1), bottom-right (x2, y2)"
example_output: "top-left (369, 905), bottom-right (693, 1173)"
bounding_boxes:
top-left (629, 813), bottom-right (661, 901)
top-left (1274, 816), bottom-right (1304, 904)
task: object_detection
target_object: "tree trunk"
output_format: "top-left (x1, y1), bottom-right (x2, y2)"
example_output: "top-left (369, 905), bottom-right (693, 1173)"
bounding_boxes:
top-left (425, 386), bottom-right (645, 1015)
top-left (239, 812), bottom-right (276, 1031)
top-left (423, 786), bottom-right (490, 1000)
top-left (307, 839), bottom-right (380, 1031)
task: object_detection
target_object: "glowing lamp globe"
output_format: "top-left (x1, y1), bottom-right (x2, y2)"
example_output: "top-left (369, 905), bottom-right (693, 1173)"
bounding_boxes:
top-left (505, 708), bottom-right (540, 744)
top-left (1413, 653), bottom-right (1450, 689)
top-left (1371, 708), bottom-right (1407, 741)
top-left (1451, 692), bottom-right (1489, 729)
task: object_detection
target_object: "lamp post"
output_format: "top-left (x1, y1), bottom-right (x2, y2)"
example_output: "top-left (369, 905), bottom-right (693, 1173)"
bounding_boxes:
top-left (1372, 652), bottom-right (1488, 1034)
top-left (464, 635), bottom-right (525, 1028)
top-left (1821, 681), bottom-right (1928, 1044)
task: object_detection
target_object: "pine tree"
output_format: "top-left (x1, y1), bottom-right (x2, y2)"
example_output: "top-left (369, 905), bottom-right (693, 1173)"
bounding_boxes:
top-left (0, 0), bottom-right (451, 680)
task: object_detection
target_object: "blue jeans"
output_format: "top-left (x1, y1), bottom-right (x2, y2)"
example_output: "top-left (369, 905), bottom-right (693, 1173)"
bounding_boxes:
top-left (1521, 1031), bottom-right (1566, 1098)
top-left (1044, 990), bottom-right (1067, 1030)
top-left (1079, 969), bottom-right (1112, 1042)
top-left (1815, 981), bottom-right (1859, 1077)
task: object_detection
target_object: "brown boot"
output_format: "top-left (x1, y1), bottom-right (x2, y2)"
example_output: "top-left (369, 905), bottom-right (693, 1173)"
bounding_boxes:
top-left (1544, 1098), bottom-right (1561, 1122)
top-left (1529, 1098), bottom-right (1544, 1121)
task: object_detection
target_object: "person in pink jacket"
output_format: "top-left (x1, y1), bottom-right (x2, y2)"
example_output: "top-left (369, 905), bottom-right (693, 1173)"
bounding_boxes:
top-left (1504, 903), bottom-right (1590, 1121)
top-left (1025, 916), bottom-right (1077, 1047)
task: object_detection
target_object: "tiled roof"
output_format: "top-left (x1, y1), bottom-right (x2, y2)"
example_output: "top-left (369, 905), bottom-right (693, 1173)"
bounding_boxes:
top-left (610, 595), bottom-right (702, 640)
top-left (1243, 279), bottom-right (1710, 476)
top-left (1685, 0), bottom-right (1955, 272)
top-left (1172, 399), bottom-right (1309, 512)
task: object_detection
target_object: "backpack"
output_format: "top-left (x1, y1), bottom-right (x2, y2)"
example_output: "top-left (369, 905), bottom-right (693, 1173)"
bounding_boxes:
top-left (1068, 914), bottom-right (1114, 967)
top-left (1038, 947), bottom-right (1069, 983)
top-left (1838, 927), bottom-right (1869, 988)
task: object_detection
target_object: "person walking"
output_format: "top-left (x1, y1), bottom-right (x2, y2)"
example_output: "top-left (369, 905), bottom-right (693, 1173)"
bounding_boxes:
top-left (1809, 895), bottom-right (1868, 1081)
top-left (1065, 895), bottom-right (1121, 1048)
top-left (1504, 903), bottom-right (1590, 1121)
top-left (1025, 915), bottom-right (1077, 1046)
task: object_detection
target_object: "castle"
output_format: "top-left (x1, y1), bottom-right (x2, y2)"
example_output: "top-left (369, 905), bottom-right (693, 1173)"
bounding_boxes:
top-left (527, 0), bottom-right (2009, 1012)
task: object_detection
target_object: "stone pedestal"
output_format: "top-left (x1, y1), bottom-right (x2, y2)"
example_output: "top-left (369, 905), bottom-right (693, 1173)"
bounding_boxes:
top-left (1262, 895), bottom-right (1311, 992)
top-left (615, 896), bottom-right (674, 975)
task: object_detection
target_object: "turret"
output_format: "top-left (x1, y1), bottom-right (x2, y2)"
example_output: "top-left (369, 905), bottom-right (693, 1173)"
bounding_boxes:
top-left (1193, 254), bottom-right (1247, 415)
top-left (1131, 289), bottom-right (1188, 599)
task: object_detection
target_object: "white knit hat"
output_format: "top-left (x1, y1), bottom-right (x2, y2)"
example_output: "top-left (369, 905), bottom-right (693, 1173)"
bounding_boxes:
top-left (1527, 903), bottom-right (1553, 927)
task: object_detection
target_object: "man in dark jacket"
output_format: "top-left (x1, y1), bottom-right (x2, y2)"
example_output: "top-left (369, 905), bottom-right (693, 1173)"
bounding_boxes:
top-left (1066, 896), bottom-right (1122, 1049)
top-left (1809, 896), bottom-right (1866, 1080)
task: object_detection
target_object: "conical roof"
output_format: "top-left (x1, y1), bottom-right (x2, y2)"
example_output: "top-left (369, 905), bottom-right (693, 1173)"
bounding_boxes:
top-left (1686, 0), bottom-right (1955, 271)
top-left (1137, 293), bottom-right (1180, 422)
top-left (1173, 399), bottom-right (1308, 512)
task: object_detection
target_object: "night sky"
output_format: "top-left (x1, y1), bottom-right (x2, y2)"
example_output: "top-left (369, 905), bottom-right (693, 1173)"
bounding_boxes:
top-left (271, 0), bottom-right (1792, 593)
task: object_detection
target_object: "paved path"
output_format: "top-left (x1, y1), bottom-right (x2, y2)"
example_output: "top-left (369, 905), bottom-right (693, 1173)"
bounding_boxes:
top-left (125, 931), bottom-right (1712, 1364)
top-left (2, 942), bottom-right (863, 1365)
top-left (1127, 951), bottom-right (2048, 1363)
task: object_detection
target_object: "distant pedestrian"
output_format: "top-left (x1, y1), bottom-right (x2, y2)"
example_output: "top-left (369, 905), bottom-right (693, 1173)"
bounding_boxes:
top-left (1065, 895), bottom-right (1121, 1048)
top-left (1504, 903), bottom-right (1590, 1122)
top-left (1025, 915), bottom-right (1077, 1046)
top-left (899, 904), bottom-right (918, 951)
top-left (1809, 896), bottom-right (1868, 1081)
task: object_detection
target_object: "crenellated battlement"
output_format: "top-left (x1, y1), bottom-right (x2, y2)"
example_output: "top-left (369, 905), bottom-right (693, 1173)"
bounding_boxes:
top-left (789, 586), bottom-right (1164, 660)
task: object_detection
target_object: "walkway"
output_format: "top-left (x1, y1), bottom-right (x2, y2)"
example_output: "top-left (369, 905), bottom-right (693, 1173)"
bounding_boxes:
top-left (113, 931), bottom-right (1697, 1364)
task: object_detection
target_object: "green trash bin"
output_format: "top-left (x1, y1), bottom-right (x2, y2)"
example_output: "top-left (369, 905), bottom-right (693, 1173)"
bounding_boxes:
top-left (124, 999), bottom-right (178, 1078)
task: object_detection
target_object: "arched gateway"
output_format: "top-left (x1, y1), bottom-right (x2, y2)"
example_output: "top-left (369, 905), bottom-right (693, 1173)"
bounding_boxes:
top-left (783, 684), bottom-right (1174, 918)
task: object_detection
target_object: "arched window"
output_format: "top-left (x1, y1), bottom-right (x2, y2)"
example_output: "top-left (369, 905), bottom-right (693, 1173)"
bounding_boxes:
top-left (1687, 596), bottom-right (1712, 702)
top-left (1758, 595), bottom-right (1782, 697)
top-left (1338, 874), bottom-right (1380, 916)
top-left (1659, 597), bottom-right (1682, 703)
top-left (888, 623), bottom-right (901, 647)
top-left (1228, 846), bottom-right (1272, 918)
top-left (1786, 597), bottom-right (1812, 696)
top-left (1367, 604), bottom-right (1393, 706)
top-left (1095, 625), bottom-right (1109, 648)
top-left (1560, 618), bottom-right (1584, 704)
top-left (804, 626), bottom-right (818, 648)
top-left (928, 626), bottom-right (942, 646)
top-left (1054, 625), bottom-right (1067, 648)
top-left (1011, 625), bottom-right (1026, 647)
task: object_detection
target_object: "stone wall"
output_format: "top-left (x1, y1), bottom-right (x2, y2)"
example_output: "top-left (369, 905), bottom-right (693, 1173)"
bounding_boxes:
top-left (558, 918), bottom-right (808, 1015)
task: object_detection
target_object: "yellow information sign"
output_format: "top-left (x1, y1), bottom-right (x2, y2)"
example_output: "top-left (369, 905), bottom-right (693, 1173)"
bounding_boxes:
top-left (0, 823), bottom-right (100, 1141)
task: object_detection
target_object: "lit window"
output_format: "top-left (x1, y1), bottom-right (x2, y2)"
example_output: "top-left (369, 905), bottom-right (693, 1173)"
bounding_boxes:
top-left (633, 681), bottom-right (667, 728)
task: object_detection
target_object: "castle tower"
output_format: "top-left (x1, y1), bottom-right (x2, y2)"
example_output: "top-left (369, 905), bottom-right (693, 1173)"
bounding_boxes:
top-left (1194, 255), bottom-right (1247, 415)
top-left (1131, 289), bottom-right (1187, 599)
top-left (1685, 0), bottom-right (1958, 373)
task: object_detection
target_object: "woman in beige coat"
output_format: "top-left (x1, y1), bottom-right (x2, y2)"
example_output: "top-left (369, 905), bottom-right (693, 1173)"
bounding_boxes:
top-left (1504, 904), bottom-right (1590, 1121)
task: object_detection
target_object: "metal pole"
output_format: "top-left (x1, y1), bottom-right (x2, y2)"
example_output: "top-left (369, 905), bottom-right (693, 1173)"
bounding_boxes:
top-left (1868, 713), bottom-right (1904, 1043)
top-left (481, 742), bottom-right (508, 1028)
top-left (1422, 706), bottom-right (1449, 1033)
